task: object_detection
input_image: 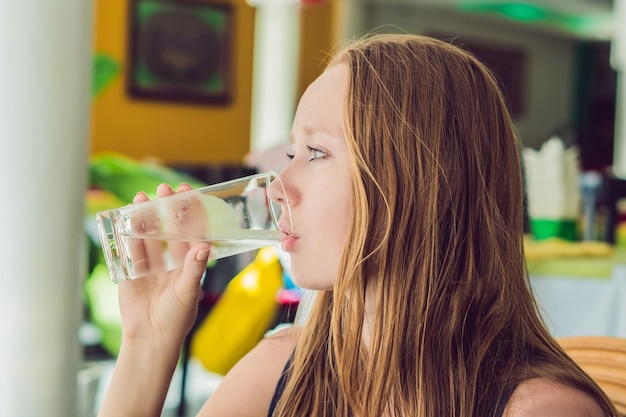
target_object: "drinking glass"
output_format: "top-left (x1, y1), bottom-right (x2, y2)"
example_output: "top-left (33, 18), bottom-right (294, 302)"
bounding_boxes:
top-left (96, 170), bottom-right (291, 283)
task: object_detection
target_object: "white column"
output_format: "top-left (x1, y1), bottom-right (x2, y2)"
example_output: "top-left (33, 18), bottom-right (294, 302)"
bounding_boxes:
top-left (248, 0), bottom-right (301, 153)
top-left (0, 2), bottom-right (93, 416)
top-left (612, 0), bottom-right (626, 177)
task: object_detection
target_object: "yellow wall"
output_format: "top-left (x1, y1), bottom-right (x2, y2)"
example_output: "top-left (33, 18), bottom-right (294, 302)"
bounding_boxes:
top-left (298, 1), bottom-right (337, 97)
top-left (90, 0), bottom-right (336, 166)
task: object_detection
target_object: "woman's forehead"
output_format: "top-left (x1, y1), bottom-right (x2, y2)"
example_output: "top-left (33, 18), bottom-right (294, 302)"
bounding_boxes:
top-left (292, 65), bottom-right (348, 140)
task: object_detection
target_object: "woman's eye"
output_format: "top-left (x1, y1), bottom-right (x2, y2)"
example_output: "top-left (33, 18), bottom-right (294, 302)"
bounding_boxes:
top-left (286, 152), bottom-right (295, 160)
top-left (306, 146), bottom-right (327, 161)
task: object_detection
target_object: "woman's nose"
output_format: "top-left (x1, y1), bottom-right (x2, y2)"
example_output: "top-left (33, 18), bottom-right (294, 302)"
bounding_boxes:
top-left (267, 171), bottom-right (287, 205)
top-left (267, 171), bottom-right (293, 230)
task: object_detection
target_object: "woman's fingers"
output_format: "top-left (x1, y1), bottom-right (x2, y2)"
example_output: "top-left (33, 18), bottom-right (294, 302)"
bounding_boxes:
top-left (163, 183), bottom-right (202, 266)
top-left (127, 192), bottom-right (152, 275)
top-left (176, 243), bottom-right (211, 300)
top-left (132, 184), bottom-right (171, 273)
top-left (126, 183), bottom-right (206, 278)
top-left (177, 183), bottom-right (193, 193)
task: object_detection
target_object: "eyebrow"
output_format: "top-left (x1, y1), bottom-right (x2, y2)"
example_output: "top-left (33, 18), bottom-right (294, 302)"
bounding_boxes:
top-left (290, 125), bottom-right (342, 144)
top-left (304, 126), bottom-right (335, 137)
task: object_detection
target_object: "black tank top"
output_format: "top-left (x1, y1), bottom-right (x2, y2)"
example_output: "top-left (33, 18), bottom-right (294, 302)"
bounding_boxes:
top-left (268, 356), bottom-right (292, 416)
top-left (267, 357), bottom-right (515, 417)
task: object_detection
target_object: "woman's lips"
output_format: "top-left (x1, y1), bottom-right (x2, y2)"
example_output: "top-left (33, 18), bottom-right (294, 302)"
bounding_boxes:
top-left (279, 223), bottom-right (297, 252)
top-left (280, 234), bottom-right (297, 252)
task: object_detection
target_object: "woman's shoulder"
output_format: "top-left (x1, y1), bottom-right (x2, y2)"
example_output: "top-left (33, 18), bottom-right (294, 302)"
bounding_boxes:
top-left (197, 324), bottom-right (299, 417)
top-left (503, 377), bottom-right (607, 417)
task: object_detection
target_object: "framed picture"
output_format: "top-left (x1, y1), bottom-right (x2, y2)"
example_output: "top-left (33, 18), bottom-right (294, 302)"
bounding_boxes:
top-left (127, 0), bottom-right (233, 105)
top-left (464, 42), bottom-right (526, 117)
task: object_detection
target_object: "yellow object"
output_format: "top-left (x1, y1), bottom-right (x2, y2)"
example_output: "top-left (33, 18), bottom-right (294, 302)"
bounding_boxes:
top-left (524, 235), bottom-right (613, 261)
top-left (616, 222), bottom-right (626, 248)
top-left (191, 246), bottom-right (283, 375)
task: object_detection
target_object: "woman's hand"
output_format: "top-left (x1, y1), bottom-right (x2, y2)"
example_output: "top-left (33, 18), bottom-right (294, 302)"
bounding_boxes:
top-left (98, 183), bottom-right (211, 417)
top-left (117, 183), bottom-right (211, 352)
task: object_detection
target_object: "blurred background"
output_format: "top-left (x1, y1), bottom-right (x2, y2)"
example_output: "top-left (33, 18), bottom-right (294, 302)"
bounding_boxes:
top-left (1, 0), bottom-right (624, 416)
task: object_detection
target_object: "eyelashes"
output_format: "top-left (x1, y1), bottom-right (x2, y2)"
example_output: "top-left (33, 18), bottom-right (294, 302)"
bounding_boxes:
top-left (307, 146), bottom-right (327, 161)
top-left (286, 146), bottom-right (328, 162)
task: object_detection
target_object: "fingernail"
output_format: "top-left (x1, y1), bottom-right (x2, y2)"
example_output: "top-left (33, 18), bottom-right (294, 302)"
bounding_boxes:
top-left (157, 183), bottom-right (172, 192)
top-left (133, 192), bottom-right (145, 203)
top-left (196, 249), bottom-right (210, 262)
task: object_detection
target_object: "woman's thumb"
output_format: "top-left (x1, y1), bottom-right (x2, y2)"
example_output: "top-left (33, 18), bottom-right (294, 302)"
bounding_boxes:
top-left (194, 245), bottom-right (211, 264)
top-left (181, 244), bottom-right (211, 288)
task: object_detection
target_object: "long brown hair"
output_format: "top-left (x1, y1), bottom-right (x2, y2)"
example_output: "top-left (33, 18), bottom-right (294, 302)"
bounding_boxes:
top-left (273, 34), bottom-right (616, 417)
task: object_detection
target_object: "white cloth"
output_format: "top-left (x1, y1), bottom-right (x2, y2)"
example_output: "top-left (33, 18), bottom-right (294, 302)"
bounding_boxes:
top-left (530, 266), bottom-right (626, 338)
top-left (523, 137), bottom-right (580, 220)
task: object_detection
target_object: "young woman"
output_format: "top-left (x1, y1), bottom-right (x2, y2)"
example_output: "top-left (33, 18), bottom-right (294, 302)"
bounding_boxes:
top-left (98, 34), bottom-right (617, 417)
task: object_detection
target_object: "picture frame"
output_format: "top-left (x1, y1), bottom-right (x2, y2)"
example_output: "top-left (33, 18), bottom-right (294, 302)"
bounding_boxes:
top-left (465, 42), bottom-right (526, 117)
top-left (127, 0), bottom-right (233, 105)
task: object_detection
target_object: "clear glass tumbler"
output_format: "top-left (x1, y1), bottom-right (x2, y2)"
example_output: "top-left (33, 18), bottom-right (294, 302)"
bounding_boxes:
top-left (96, 170), bottom-right (291, 283)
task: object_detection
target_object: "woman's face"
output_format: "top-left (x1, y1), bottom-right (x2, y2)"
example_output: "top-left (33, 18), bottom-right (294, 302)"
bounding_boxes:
top-left (273, 64), bottom-right (352, 290)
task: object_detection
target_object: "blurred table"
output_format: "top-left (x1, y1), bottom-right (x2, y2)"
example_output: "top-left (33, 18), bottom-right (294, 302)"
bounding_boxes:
top-left (528, 246), bottom-right (626, 338)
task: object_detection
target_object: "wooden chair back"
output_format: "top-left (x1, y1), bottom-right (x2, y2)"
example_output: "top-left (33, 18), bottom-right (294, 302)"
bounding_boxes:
top-left (558, 336), bottom-right (626, 415)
